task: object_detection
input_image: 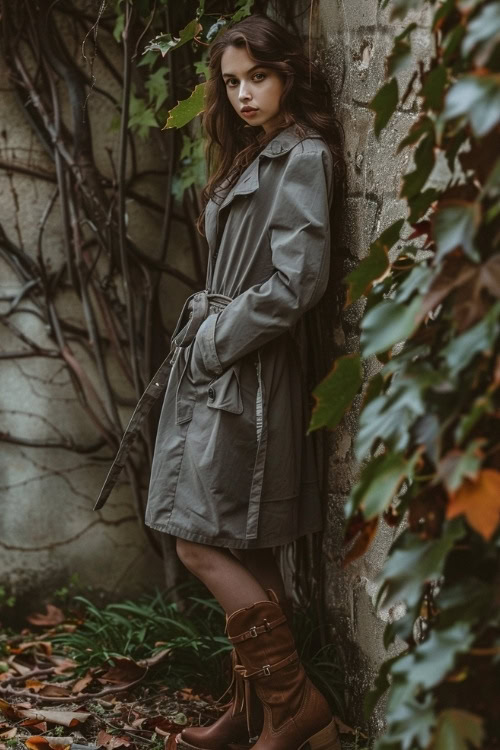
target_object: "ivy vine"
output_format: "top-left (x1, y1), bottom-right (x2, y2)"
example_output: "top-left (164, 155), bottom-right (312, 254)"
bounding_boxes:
top-left (311, 0), bottom-right (499, 746)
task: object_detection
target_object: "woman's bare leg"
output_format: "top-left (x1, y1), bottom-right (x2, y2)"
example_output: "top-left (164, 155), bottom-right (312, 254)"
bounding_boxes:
top-left (231, 548), bottom-right (288, 611)
top-left (176, 537), bottom-right (268, 614)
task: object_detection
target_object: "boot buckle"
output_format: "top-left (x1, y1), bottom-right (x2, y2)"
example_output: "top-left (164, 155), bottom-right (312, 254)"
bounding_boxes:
top-left (262, 665), bottom-right (271, 676)
top-left (250, 626), bottom-right (258, 638)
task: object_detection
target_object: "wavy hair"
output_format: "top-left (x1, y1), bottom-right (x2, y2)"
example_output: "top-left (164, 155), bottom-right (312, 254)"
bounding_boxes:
top-left (196, 13), bottom-right (346, 236)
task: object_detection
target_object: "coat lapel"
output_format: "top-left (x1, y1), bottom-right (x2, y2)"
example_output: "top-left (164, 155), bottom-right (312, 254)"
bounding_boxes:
top-left (205, 124), bottom-right (323, 252)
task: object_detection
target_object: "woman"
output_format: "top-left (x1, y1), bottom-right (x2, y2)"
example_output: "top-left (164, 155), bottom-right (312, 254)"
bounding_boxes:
top-left (95, 12), bottom-right (345, 750)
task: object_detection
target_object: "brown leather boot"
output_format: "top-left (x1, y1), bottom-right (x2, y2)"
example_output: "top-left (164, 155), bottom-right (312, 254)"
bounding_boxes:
top-left (177, 630), bottom-right (263, 750)
top-left (225, 591), bottom-right (341, 750)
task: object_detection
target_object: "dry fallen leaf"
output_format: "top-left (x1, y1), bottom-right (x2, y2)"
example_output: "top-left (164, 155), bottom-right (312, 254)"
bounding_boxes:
top-left (95, 730), bottom-right (131, 749)
top-left (39, 685), bottom-right (72, 698)
top-left (24, 735), bottom-right (72, 750)
top-left (0, 729), bottom-right (17, 739)
top-left (20, 720), bottom-right (48, 733)
top-left (10, 642), bottom-right (53, 656)
top-left (0, 702), bottom-right (90, 728)
top-left (100, 658), bottom-right (147, 685)
top-left (27, 606), bottom-right (65, 627)
top-left (72, 673), bottom-right (93, 694)
top-left (447, 469), bottom-right (500, 540)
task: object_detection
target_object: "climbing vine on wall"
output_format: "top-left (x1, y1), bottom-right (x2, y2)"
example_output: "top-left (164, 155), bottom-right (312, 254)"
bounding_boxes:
top-left (0, 0), bottom-right (318, 599)
top-left (311, 0), bottom-right (499, 745)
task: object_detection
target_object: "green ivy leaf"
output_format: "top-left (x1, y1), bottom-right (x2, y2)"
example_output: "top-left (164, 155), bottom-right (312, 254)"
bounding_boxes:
top-left (171, 133), bottom-right (206, 201)
top-left (398, 114), bottom-right (434, 152)
top-left (387, 0), bottom-right (424, 21)
top-left (232, 0), bottom-right (254, 23)
top-left (387, 623), bottom-right (474, 712)
top-left (144, 18), bottom-right (202, 57)
top-left (145, 68), bottom-right (169, 112)
top-left (408, 188), bottom-right (439, 223)
top-left (433, 710), bottom-right (484, 750)
top-left (345, 243), bottom-right (389, 305)
top-left (345, 219), bottom-right (404, 304)
top-left (361, 296), bottom-right (422, 356)
top-left (384, 697), bottom-right (436, 750)
top-left (347, 450), bottom-right (418, 519)
top-left (401, 133), bottom-right (435, 200)
top-left (388, 38), bottom-right (412, 77)
top-left (308, 354), bottom-right (362, 432)
top-left (355, 366), bottom-right (443, 459)
top-left (421, 64), bottom-right (448, 111)
top-left (442, 301), bottom-right (500, 375)
top-left (432, 200), bottom-right (480, 262)
top-left (364, 654), bottom-right (401, 717)
top-left (444, 75), bottom-right (500, 138)
top-left (462, 3), bottom-right (500, 59)
top-left (370, 78), bottom-right (399, 137)
top-left (455, 394), bottom-right (493, 444)
top-left (377, 520), bottom-right (465, 609)
top-left (164, 82), bottom-right (206, 129)
top-left (128, 92), bottom-right (158, 139)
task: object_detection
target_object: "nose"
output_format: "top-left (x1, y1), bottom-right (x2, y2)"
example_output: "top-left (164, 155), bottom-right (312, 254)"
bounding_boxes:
top-left (238, 80), bottom-right (251, 102)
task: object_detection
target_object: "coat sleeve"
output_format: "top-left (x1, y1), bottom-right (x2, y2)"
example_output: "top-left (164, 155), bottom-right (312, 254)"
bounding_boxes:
top-left (193, 148), bottom-right (333, 377)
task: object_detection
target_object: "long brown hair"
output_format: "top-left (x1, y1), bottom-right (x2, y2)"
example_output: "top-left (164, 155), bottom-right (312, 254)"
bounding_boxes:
top-left (196, 13), bottom-right (346, 235)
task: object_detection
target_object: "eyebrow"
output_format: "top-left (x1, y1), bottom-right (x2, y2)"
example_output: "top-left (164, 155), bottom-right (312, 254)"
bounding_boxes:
top-left (221, 64), bottom-right (264, 79)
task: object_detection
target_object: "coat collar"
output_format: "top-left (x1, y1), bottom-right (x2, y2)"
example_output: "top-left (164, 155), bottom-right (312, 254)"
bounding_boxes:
top-left (205, 124), bottom-right (322, 252)
top-left (218, 123), bottom-right (321, 211)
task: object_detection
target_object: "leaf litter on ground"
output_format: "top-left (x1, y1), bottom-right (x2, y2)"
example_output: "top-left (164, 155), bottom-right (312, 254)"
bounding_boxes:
top-left (0, 593), bottom-right (242, 750)
top-left (0, 587), bottom-right (352, 749)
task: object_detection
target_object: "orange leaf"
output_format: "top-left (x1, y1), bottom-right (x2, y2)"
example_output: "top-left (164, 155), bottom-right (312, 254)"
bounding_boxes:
top-left (72, 673), bottom-right (93, 694)
top-left (24, 680), bottom-right (45, 693)
top-left (343, 517), bottom-right (379, 567)
top-left (26, 606), bottom-right (64, 627)
top-left (24, 736), bottom-right (72, 750)
top-left (11, 642), bottom-right (53, 656)
top-left (447, 469), bottom-right (500, 540)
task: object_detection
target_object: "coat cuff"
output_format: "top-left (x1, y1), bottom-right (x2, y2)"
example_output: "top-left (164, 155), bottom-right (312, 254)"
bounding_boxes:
top-left (194, 313), bottom-right (224, 377)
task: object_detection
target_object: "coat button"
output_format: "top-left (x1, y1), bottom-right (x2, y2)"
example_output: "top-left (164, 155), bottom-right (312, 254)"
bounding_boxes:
top-left (208, 387), bottom-right (215, 400)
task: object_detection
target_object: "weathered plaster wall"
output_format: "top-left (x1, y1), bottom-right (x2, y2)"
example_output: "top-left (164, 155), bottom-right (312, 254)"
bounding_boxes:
top-left (317, 0), bottom-right (433, 731)
top-left (0, 23), bottom-right (195, 608)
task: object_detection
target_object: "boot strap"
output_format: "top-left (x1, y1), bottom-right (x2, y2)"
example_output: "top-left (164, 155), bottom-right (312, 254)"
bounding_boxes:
top-left (228, 614), bottom-right (287, 644)
top-left (234, 650), bottom-right (299, 681)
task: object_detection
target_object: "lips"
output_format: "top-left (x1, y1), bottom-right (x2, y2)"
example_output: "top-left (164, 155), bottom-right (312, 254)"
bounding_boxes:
top-left (241, 106), bottom-right (258, 113)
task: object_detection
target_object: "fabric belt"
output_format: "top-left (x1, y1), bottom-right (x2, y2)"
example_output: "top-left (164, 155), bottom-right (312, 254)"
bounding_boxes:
top-left (93, 289), bottom-right (232, 510)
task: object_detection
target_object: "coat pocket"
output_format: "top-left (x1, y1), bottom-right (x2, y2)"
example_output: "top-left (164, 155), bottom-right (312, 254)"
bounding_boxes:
top-left (207, 363), bottom-right (243, 414)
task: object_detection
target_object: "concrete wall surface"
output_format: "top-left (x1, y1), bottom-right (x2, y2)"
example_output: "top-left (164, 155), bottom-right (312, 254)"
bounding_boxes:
top-left (316, 0), bottom-right (434, 731)
top-left (0, 13), bottom-right (197, 608)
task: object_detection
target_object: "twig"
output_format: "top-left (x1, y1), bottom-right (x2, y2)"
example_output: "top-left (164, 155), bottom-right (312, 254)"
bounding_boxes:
top-left (0, 673), bottom-right (148, 703)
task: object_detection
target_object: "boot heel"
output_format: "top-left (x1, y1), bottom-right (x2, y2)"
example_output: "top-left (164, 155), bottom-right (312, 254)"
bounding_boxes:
top-left (303, 719), bottom-right (340, 750)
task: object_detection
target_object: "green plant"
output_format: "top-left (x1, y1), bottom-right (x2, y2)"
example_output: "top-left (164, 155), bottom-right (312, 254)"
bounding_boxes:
top-left (293, 606), bottom-right (345, 716)
top-left (0, 586), bottom-right (16, 609)
top-left (50, 584), bottom-right (346, 713)
top-left (310, 0), bottom-right (499, 747)
top-left (51, 584), bottom-right (231, 697)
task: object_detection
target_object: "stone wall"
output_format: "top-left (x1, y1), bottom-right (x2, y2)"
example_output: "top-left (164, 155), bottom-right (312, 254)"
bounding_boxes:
top-left (316, 0), bottom-right (433, 731)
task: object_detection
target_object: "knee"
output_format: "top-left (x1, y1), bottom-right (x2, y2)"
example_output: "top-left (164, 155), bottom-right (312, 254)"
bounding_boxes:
top-left (176, 538), bottom-right (221, 577)
top-left (176, 538), bottom-right (205, 574)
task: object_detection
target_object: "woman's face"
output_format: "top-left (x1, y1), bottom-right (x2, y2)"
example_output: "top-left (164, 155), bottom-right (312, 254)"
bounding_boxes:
top-left (220, 45), bottom-right (285, 133)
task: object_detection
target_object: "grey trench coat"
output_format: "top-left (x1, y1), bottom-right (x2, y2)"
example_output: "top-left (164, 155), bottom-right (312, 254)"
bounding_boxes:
top-left (94, 123), bottom-right (334, 549)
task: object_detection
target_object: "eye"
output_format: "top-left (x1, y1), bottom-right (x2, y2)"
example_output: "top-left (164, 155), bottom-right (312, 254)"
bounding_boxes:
top-left (253, 72), bottom-right (266, 81)
top-left (225, 77), bottom-right (238, 87)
